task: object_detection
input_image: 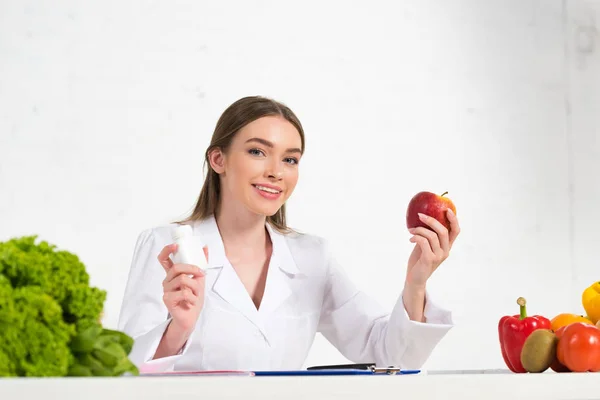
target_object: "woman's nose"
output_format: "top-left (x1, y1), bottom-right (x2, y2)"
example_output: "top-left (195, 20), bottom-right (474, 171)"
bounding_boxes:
top-left (267, 161), bottom-right (283, 180)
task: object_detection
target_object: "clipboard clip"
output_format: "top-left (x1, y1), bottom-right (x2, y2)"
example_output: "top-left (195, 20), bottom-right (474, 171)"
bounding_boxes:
top-left (307, 363), bottom-right (418, 375)
top-left (368, 366), bottom-right (403, 375)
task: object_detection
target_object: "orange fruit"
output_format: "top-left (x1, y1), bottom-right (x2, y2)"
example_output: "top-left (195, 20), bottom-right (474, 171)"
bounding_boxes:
top-left (550, 313), bottom-right (594, 331)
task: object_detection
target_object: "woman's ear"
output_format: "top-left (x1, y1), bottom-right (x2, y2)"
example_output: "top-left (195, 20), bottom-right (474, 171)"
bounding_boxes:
top-left (208, 148), bottom-right (226, 174)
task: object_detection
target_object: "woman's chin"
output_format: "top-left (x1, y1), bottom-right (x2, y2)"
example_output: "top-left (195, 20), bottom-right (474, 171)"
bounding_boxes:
top-left (247, 202), bottom-right (282, 218)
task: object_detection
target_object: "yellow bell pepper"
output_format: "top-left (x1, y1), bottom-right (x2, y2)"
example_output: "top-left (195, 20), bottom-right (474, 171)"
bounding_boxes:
top-left (582, 282), bottom-right (600, 324)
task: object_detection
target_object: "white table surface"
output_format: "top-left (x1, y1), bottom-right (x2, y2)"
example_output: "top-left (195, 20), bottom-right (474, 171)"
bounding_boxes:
top-left (1, 370), bottom-right (599, 400)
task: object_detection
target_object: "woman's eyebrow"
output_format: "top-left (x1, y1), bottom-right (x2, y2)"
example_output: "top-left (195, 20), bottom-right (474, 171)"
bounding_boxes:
top-left (245, 137), bottom-right (302, 154)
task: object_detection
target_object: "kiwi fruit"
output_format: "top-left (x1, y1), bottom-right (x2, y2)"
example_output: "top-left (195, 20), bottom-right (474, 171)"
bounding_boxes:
top-left (520, 329), bottom-right (558, 373)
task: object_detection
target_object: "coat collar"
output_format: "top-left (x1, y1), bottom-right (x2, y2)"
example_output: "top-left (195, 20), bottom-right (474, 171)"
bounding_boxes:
top-left (190, 214), bottom-right (300, 342)
top-left (191, 214), bottom-right (300, 275)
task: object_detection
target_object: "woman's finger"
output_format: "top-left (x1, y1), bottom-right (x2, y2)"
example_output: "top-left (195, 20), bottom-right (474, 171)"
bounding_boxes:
top-left (180, 288), bottom-right (198, 306)
top-left (164, 289), bottom-right (197, 308)
top-left (163, 274), bottom-right (201, 297)
top-left (446, 209), bottom-right (461, 245)
top-left (157, 244), bottom-right (177, 271)
top-left (409, 226), bottom-right (443, 256)
top-left (409, 234), bottom-right (434, 261)
top-left (164, 263), bottom-right (205, 283)
top-left (417, 213), bottom-right (450, 253)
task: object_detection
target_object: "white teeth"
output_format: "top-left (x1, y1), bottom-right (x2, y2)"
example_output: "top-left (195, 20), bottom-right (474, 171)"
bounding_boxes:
top-left (254, 185), bottom-right (280, 194)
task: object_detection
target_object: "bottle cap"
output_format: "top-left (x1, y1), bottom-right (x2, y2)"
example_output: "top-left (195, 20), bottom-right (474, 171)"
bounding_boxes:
top-left (172, 224), bottom-right (193, 241)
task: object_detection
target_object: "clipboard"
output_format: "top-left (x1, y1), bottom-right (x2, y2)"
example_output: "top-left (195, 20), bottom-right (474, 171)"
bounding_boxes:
top-left (139, 364), bottom-right (420, 377)
top-left (252, 364), bottom-right (421, 376)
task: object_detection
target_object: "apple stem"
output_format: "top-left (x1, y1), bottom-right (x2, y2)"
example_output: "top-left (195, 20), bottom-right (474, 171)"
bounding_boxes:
top-left (441, 191), bottom-right (448, 197)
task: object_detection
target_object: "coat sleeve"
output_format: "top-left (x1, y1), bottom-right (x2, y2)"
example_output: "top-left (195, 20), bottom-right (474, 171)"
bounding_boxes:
top-left (117, 228), bottom-right (194, 373)
top-left (316, 239), bottom-right (453, 370)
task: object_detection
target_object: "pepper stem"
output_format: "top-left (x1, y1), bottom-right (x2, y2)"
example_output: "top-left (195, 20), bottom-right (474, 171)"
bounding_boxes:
top-left (517, 297), bottom-right (527, 319)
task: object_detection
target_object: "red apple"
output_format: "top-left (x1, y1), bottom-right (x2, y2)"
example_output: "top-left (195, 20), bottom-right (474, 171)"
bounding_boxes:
top-left (406, 191), bottom-right (457, 231)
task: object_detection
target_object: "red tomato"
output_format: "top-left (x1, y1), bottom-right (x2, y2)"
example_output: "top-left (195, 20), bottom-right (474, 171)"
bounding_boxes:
top-left (556, 322), bottom-right (600, 372)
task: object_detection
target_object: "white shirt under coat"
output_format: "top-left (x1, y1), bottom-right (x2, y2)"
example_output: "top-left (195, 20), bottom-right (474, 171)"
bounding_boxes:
top-left (117, 215), bottom-right (453, 373)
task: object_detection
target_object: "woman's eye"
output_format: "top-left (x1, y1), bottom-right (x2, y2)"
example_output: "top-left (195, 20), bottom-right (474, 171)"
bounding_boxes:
top-left (285, 157), bottom-right (299, 165)
top-left (248, 148), bottom-right (265, 156)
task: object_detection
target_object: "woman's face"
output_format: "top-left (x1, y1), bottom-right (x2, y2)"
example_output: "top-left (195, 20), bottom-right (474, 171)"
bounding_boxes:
top-left (211, 116), bottom-right (303, 217)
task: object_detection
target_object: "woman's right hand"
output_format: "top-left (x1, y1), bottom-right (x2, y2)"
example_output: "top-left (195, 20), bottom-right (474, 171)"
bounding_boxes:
top-left (157, 243), bottom-right (208, 334)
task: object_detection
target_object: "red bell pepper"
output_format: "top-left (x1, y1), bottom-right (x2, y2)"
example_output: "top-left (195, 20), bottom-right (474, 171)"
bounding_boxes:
top-left (498, 297), bottom-right (552, 373)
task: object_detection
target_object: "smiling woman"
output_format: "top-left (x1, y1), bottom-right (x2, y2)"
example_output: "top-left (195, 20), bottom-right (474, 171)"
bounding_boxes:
top-left (207, 116), bottom-right (303, 221)
top-left (117, 95), bottom-right (461, 374)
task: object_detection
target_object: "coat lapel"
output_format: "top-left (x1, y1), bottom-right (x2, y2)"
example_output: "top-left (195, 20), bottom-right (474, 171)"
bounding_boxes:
top-left (257, 223), bottom-right (300, 316)
top-left (192, 215), bottom-right (261, 329)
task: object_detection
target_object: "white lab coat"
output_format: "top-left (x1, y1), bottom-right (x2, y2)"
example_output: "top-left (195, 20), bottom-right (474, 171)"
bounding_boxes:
top-left (117, 215), bottom-right (453, 373)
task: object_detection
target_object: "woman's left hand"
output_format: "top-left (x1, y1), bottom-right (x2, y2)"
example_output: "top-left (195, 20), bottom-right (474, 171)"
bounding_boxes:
top-left (405, 208), bottom-right (460, 288)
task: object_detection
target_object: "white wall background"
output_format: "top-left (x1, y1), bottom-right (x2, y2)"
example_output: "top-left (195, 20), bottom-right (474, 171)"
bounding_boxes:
top-left (1, 0), bottom-right (598, 371)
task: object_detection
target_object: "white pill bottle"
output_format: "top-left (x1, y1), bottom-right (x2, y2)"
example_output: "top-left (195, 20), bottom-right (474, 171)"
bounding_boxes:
top-left (170, 224), bottom-right (208, 270)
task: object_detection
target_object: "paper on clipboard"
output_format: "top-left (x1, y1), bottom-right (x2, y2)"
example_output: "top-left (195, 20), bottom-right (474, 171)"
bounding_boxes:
top-left (141, 370), bottom-right (255, 377)
top-left (252, 369), bottom-right (373, 376)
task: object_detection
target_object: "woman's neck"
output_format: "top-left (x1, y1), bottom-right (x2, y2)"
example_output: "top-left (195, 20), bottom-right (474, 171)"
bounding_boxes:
top-left (214, 199), bottom-right (269, 257)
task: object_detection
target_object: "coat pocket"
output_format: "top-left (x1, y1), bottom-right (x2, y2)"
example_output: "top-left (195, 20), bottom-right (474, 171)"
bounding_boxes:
top-left (266, 309), bottom-right (320, 369)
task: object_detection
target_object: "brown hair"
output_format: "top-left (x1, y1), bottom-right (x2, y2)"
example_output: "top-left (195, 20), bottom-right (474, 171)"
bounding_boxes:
top-left (177, 96), bottom-right (305, 234)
